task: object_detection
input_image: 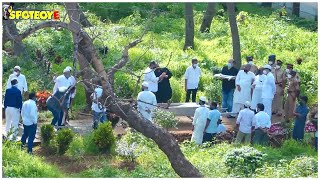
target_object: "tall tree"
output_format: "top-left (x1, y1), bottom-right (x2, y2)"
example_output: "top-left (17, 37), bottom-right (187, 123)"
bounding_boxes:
top-left (184, 3), bottom-right (194, 50)
top-left (200, 3), bottom-right (216, 33)
top-left (5, 3), bottom-right (203, 177)
top-left (227, 3), bottom-right (241, 69)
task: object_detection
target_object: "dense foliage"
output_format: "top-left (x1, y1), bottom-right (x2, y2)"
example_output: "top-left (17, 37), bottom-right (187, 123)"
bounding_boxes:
top-left (40, 124), bottom-right (55, 146)
top-left (92, 122), bottom-right (116, 153)
top-left (56, 128), bottom-right (75, 155)
top-left (153, 108), bottom-right (178, 129)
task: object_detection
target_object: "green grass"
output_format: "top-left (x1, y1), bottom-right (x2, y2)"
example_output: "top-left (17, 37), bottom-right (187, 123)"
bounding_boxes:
top-left (2, 142), bottom-right (63, 178)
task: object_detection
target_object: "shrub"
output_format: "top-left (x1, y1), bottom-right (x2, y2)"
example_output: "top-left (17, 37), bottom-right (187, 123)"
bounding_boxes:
top-left (92, 122), bottom-right (116, 153)
top-left (153, 108), bottom-right (177, 129)
top-left (56, 128), bottom-right (75, 155)
top-left (225, 146), bottom-right (265, 177)
top-left (289, 156), bottom-right (318, 177)
top-left (170, 78), bottom-right (184, 103)
top-left (40, 124), bottom-right (55, 146)
top-left (66, 136), bottom-right (85, 160)
top-left (116, 140), bottom-right (144, 162)
top-left (83, 133), bottom-right (100, 155)
top-left (204, 79), bottom-right (222, 104)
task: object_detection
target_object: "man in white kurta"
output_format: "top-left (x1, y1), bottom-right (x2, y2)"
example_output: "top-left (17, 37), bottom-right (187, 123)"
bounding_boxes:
top-left (143, 61), bottom-right (166, 93)
top-left (251, 70), bottom-right (266, 110)
top-left (231, 64), bottom-right (255, 116)
top-left (137, 82), bottom-right (157, 121)
top-left (6, 66), bottom-right (28, 95)
top-left (191, 96), bottom-right (210, 145)
top-left (261, 65), bottom-right (276, 118)
top-left (66, 66), bottom-right (77, 104)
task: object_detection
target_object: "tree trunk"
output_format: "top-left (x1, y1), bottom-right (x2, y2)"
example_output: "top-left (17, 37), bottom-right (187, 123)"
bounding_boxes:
top-left (227, 3), bottom-right (241, 69)
top-left (184, 3), bottom-right (194, 50)
top-left (200, 3), bottom-right (216, 33)
top-left (8, 5), bottom-right (203, 176)
top-left (3, 20), bottom-right (27, 57)
top-left (292, 3), bottom-right (300, 17)
top-left (65, 2), bottom-right (93, 110)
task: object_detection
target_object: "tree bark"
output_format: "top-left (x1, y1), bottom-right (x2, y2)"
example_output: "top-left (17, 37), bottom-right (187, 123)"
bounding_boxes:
top-left (200, 3), bottom-right (216, 33)
top-left (3, 20), bottom-right (27, 57)
top-left (227, 3), bottom-right (241, 69)
top-left (183, 3), bottom-right (194, 50)
top-left (65, 2), bottom-right (94, 110)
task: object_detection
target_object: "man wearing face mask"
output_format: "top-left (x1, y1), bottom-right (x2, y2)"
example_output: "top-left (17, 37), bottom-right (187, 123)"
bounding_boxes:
top-left (240, 56), bottom-right (258, 74)
top-left (137, 82), bottom-right (157, 121)
top-left (4, 79), bottom-right (22, 141)
top-left (231, 64), bottom-right (255, 117)
top-left (284, 70), bottom-right (300, 122)
top-left (271, 60), bottom-right (286, 116)
top-left (6, 66), bottom-right (28, 98)
top-left (53, 68), bottom-right (73, 94)
top-left (261, 65), bottom-right (276, 118)
top-left (268, 54), bottom-right (276, 69)
top-left (285, 63), bottom-right (301, 85)
top-left (184, 58), bottom-right (202, 102)
top-left (221, 59), bottom-right (239, 114)
top-left (292, 96), bottom-right (309, 141)
top-left (143, 61), bottom-right (167, 94)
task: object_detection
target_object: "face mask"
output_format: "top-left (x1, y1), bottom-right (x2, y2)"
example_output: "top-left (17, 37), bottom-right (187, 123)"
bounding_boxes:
top-left (275, 65), bottom-right (281, 69)
top-left (287, 74), bottom-right (292, 78)
top-left (269, 61), bottom-right (274, 65)
top-left (286, 69), bottom-right (290, 73)
top-left (248, 61), bottom-right (253, 65)
top-left (227, 63), bottom-right (232, 68)
top-left (263, 70), bottom-right (268, 75)
top-left (192, 64), bottom-right (198, 68)
top-left (13, 71), bottom-right (18, 76)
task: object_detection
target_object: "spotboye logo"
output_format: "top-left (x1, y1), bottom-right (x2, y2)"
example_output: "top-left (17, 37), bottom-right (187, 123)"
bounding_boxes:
top-left (3, 3), bottom-right (60, 20)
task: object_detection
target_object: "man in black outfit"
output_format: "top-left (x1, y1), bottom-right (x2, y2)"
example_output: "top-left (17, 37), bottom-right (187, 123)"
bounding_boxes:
top-left (154, 65), bottom-right (173, 103)
top-left (221, 59), bottom-right (239, 117)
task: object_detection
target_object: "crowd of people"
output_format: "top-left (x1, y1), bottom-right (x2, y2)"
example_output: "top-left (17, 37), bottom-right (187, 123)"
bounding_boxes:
top-left (3, 66), bottom-right (107, 154)
top-left (3, 54), bottom-right (318, 153)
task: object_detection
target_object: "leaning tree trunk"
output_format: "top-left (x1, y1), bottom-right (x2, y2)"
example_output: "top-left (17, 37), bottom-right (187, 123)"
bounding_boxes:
top-left (62, 3), bottom-right (202, 177)
top-left (65, 3), bottom-right (94, 110)
top-left (200, 3), bottom-right (216, 33)
top-left (183, 3), bottom-right (194, 50)
top-left (227, 3), bottom-right (241, 69)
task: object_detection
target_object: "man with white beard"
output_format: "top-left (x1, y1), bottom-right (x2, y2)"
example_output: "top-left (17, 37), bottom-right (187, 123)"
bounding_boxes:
top-left (261, 65), bottom-right (276, 118)
top-left (230, 64), bottom-right (255, 117)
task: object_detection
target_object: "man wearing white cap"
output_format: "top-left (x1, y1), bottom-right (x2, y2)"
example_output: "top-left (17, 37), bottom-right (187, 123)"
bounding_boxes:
top-left (261, 64), bottom-right (276, 118)
top-left (6, 66), bottom-right (28, 96)
top-left (191, 96), bottom-right (209, 145)
top-left (137, 82), bottom-right (157, 121)
top-left (235, 101), bottom-right (255, 144)
top-left (53, 68), bottom-right (73, 94)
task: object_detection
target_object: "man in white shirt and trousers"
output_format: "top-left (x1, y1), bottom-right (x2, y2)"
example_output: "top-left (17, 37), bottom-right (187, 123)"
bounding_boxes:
top-left (261, 65), bottom-right (276, 118)
top-left (65, 66), bottom-right (77, 109)
top-left (137, 82), bottom-right (157, 121)
top-left (53, 68), bottom-right (73, 125)
top-left (21, 92), bottom-right (38, 154)
top-left (143, 61), bottom-right (166, 95)
top-left (6, 66), bottom-right (28, 97)
top-left (191, 96), bottom-right (210, 145)
top-left (231, 64), bottom-right (255, 117)
top-left (253, 103), bottom-right (271, 145)
top-left (91, 86), bottom-right (107, 129)
top-left (235, 101), bottom-right (255, 144)
top-left (184, 58), bottom-right (202, 102)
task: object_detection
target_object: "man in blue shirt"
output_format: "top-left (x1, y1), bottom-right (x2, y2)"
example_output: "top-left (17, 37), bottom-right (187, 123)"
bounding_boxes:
top-left (292, 96), bottom-right (309, 141)
top-left (203, 102), bottom-right (221, 143)
top-left (221, 59), bottom-right (238, 117)
top-left (4, 79), bottom-right (22, 140)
